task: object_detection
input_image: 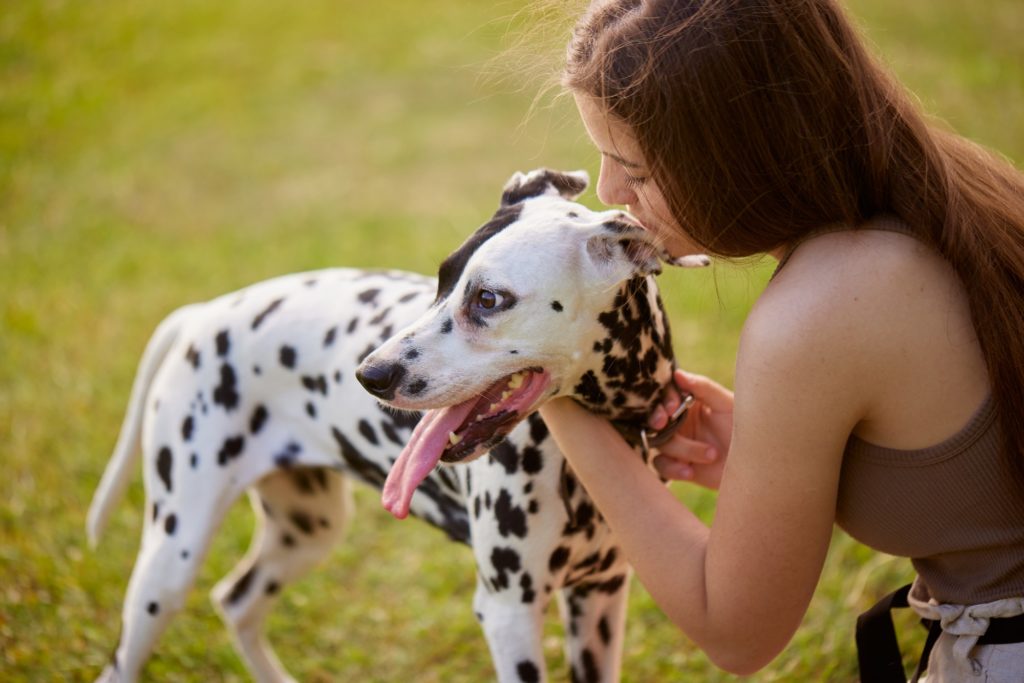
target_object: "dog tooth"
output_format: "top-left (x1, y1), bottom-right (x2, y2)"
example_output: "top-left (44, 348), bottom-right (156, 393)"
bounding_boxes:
top-left (501, 391), bottom-right (511, 401)
top-left (508, 373), bottom-right (524, 389)
top-left (448, 432), bottom-right (462, 445)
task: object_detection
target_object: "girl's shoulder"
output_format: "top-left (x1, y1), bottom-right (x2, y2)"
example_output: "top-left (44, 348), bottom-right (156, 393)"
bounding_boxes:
top-left (747, 224), bottom-right (988, 448)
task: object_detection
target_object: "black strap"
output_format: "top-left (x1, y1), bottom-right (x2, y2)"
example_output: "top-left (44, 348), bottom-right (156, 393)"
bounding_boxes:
top-left (857, 583), bottom-right (1024, 682)
top-left (980, 612), bottom-right (1024, 645)
top-left (856, 584), bottom-right (914, 683)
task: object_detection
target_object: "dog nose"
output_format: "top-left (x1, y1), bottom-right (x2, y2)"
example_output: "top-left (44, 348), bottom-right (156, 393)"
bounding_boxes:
top-left (356, 362), bottom-right (406, 400)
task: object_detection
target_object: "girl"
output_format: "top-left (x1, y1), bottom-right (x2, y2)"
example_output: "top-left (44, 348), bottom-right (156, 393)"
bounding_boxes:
top-left (539, 0), bottom-right (1024, 679)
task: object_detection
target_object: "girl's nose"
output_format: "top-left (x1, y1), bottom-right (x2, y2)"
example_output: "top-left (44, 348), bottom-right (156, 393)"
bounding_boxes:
top-left (596, 161), bottom-right (637, 207)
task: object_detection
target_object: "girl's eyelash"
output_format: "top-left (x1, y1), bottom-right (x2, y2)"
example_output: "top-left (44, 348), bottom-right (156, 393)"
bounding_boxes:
top-left (624, 174), bottom-right (647, 188)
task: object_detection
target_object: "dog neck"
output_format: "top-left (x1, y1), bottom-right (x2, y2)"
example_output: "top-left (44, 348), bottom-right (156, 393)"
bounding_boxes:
top-left (570, 275), bottom-right (677, 433)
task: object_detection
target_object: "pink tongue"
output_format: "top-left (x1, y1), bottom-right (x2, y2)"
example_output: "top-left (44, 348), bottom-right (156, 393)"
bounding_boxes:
top-left (381, 398), bottom-right (478, 519)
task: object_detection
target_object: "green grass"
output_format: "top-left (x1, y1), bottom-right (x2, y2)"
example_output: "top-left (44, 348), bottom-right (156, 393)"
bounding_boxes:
top-left (2, 0), bottom-right (1021, 680)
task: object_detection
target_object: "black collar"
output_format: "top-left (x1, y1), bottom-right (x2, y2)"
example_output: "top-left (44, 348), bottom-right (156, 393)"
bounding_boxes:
top-left (611, 393), bottom-right (695, 453)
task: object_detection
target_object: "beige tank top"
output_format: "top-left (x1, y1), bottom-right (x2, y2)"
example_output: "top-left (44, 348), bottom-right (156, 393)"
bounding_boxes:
top-left (774, 216), bottom-right (1024, 605)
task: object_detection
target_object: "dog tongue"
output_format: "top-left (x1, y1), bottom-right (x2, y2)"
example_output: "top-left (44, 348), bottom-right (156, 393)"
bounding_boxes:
top-left (381, 398), bottom-right (477, 519)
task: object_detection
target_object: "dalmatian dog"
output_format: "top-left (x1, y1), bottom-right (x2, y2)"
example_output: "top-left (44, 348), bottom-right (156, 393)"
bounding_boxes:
top-left (88, 168), bottom-right (708, 683)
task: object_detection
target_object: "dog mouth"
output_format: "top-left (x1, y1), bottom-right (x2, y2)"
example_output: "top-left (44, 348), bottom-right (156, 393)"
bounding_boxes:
top-left (382, 368), bottom-right (551, 519)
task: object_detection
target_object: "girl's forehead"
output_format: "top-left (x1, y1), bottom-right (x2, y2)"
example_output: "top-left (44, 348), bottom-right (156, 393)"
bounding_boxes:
top-left (574, 93), bottom-right (646, 167)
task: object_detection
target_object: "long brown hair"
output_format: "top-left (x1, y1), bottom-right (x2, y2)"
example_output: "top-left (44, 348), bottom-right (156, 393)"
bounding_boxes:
top-left (565, 0), bottom-right (1024, 457)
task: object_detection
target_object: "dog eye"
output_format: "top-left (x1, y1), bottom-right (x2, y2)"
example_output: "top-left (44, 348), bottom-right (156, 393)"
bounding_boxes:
top-left (476, 289), bottom-right (500, 310)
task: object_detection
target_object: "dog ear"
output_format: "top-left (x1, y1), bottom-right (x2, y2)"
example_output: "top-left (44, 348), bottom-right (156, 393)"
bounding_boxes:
top-left (501, 168), bottom-right (589, 206)
top-left (585, 219), bottom-right (711, 279)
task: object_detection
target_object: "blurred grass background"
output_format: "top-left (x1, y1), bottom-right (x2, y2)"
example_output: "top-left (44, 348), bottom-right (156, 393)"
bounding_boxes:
top-left (1, 0), bottom-right (1021, 680)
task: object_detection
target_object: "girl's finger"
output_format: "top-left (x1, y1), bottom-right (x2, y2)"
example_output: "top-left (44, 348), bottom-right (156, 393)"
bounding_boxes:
top-left (658, 434), bottom-right (718, 464)
top-left (674, 369), bottom-right (733, 412)
top-left (654, 456), bottom-right (694, 481)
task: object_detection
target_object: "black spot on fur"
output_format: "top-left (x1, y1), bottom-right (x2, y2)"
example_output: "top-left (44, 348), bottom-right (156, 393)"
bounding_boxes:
top-left (407, 378), bottom-right (427, 395)
top-left (600, 548), bottom-right (619, 572)
top-left (227, 567), bottom-right (256, 605)
top-left (380, 421), bottom-right (404, 447)
top-left (323, 326), bottom-right (337, 347)
top-left (147, 602), bottom-right (159, 616)
top-left (490, 441), bottom-right (518, 475)
top-left (164, 513), bottom-right (177, 535)
top-left (520, 572), bottom-right (536, 603)
top-left (157, 447), bottom-right (173, 492)
top-left (598, 616), bottom-right (611, 645)
top-left (185, 345), bottom-right (200, 369)
top-left (599, 575), bottom-right (626, 594)
top-left (301, 375), bottom-right (328, 395)
top-left (215, 330), bottom-right (230, 357)
top-left (181, 416), bottom-right (194, 442)
top-left (289, 510), bottom-right (315, 536)
top-left (574, 370), bottom-right (607, 407)
top-left (522, 446), bottom-right (543, 474)
top-left (250, 405), bottom-right (268, 434)
top-left (217, 435), bottom-right (245, 466)
top-left (404, 348), bottom-right (420, 360)
top-left (440, 318), bottom-right (453, 334)
top-left (580, 648), bottom-right (599, 683)
top-left (516, 660), bottom-right (540, 683)
top-left (495, 490), bottom-right (528, 538)
top-left (529, 414), bottom-right (548, 443)
top-left (551, 300), bottom-right (563, 312)
top-left (281, 533), bottom-right (295, 547)
top-left (291, 470), bottom-right (315, 495)
top-left (265, 581), bottom-right (280, 596)
top-left (357, 288), bottom-right (381, 305)
top-left (357, 343), bottom-right (377, 364)
top-left (347, 317), bottom-right (359, 334)
top-left (279, 345), bottom-right (297, 369)
top-left (399, 291), bottom-right (420, 303)
top-left (251, 297), bottom-right (284, 330)
top-left (358, 419), bottom-right (378, 445)
top-left (490, 546), bottom-right (521, 590)
top-left (574, 502), bottom-right (595, 528)
top-left (274, 440), bottom-right (301, 466)
top-left (212, 364), bottom-right (240, 411)
top-left (305, 402), bottom-right (316, 418)
top-left (190, 453), bottom-right (198, 468)
top-left (369, 307), bottom-right (390, 325)
top-left (549, 546), bottom-right (570, 572)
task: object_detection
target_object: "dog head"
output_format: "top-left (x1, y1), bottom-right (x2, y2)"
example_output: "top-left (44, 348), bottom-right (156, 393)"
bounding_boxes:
top-left (356, 168), bottom-right (709, 517)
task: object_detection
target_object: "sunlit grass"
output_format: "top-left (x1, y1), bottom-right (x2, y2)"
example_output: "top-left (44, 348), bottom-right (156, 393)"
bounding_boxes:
top-left (2, 0), bottom-right (1021, 680)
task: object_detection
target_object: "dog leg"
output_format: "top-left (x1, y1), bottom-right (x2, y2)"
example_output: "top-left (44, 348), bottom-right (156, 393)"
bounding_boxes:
top-left (473, 578), bottom-right (549, 683)
top-left (212, 468), bottom-right (352, 683)
top-left (100, 493), bottom-right (235, 682)
top-left (557, 572), bottom-right (631, 683)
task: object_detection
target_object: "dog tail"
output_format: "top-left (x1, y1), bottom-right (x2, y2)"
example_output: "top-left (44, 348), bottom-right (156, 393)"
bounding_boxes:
top-left (87, 305), bottom-right (196, 548)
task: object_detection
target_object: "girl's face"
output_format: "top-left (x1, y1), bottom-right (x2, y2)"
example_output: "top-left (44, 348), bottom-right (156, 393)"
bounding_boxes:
top-left (575, 93), bottom-right (701, 259)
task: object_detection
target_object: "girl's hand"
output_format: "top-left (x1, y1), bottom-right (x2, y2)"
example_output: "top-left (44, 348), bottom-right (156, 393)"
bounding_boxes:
top-left (648, 370), bottom-right (734, 489)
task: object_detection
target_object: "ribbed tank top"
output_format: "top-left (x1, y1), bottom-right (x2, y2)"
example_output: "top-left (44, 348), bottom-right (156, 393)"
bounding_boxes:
top-left (773, 216), bottom-right (1024, 605)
